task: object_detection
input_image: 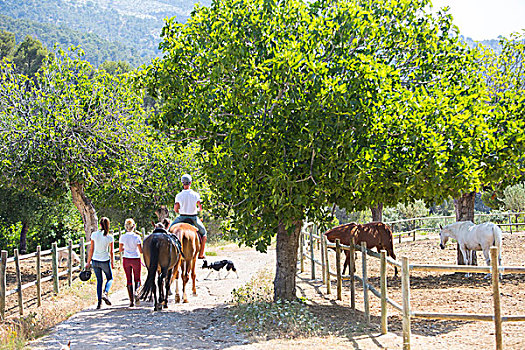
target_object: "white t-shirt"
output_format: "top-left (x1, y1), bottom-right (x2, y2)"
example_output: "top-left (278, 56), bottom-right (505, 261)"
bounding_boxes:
top-left (91, 230), bottom-right (114, 262)
top-left (175, 189), bottom-right (201, 215)
top-left (119, 232), bottom-right (142, 258)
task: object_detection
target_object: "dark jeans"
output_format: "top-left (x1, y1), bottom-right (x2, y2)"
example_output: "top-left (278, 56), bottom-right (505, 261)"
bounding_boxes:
top-left (170, 215), bottom-right (207, 237)
top-left (92, 260), bottom-right (113, 301)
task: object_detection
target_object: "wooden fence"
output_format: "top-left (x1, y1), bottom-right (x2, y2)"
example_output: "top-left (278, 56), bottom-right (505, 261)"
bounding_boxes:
top-left (299, 223), bottom-right (525, 350)
top-left (387, 211), bottom-right (525, 243)
top-left (0, 228), bottom-right (148, 320)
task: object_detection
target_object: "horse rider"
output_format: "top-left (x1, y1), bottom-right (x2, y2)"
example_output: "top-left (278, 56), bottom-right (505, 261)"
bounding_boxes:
top-left (170, 174), bottom-right (207, 259)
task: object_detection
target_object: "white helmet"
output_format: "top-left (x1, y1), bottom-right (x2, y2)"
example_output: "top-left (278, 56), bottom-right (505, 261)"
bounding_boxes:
top-left (181, 174), bottom-right (192, 185)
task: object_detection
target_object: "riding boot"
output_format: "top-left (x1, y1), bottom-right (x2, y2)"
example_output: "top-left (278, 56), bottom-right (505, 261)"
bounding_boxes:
top-left (134, 281), bottom-right (141, 306)
top-left (127, 285), bottom-right (134, 307)
top-left (96, 299), bottom-right (102, 309)
top-left (198, 235), bottom-right (207, 259)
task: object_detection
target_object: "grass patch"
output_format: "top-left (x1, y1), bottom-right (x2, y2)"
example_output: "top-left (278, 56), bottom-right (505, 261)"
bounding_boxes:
top-left (228, 270), bottom-right (320, 339)
top-left (205, 251), bottom-right (217, 257)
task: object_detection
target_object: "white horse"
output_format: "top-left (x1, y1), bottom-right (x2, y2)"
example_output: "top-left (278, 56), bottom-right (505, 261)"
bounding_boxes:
top-left (439, 221), bottom-right (502, 277)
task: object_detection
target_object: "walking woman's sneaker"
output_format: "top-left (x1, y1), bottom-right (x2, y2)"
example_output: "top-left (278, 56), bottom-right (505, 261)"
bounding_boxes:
top-left (102, 292), bottom-right (112, 305)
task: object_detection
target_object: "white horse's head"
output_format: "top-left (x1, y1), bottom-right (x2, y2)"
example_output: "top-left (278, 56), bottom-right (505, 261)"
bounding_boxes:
top-left (439, 224), bottom-right (451, 249)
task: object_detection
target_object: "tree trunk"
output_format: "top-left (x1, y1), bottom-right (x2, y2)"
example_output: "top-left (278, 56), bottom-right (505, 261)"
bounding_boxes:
top-left (19, 221), bottom-right (28, 254)
top-left (454, 191), bottom-right (477, 265)
top-left (274, 220), bottom-right (302, 301)
top-left (70, 182), bottom-right (98, 241)
top-left (370, 203), bottom-right (383, 222)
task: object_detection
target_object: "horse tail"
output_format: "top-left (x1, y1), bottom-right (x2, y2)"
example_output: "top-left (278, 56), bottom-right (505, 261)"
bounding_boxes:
top-left (140, 234), bottom-right (162, 301)
top-left (383, 224), bottom-right (398, 277)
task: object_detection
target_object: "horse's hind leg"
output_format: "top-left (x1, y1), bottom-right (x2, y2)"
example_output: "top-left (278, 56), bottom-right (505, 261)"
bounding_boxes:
top-left (156, 273), bottom-right (164, 311)
top-left (191, 261), bottom-right (197, 295)
top-left (164, 268), bottom-right (173, 308)
top-left (173, 268), bottom-right (181, 303)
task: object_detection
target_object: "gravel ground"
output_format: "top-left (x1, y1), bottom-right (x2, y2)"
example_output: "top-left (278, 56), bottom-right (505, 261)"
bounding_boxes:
top-left (30, 248), bottom-right (275, 350)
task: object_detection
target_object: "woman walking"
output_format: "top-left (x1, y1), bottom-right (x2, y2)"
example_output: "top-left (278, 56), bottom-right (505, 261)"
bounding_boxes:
top-left (119, 218), bottom-right (143, 307)
top-left (86, 217), bottom-right (114, 309)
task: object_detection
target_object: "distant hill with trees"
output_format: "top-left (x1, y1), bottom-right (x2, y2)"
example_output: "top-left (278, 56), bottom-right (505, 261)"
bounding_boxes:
top-left (0, 0), bottom-right (512, 67)
top-left (0, 14), bottom-right (145, 66)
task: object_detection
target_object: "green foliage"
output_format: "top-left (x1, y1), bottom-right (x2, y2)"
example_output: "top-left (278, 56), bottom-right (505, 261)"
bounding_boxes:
top-left (0, 29), bottom-right (15, 60)
top-left (99, 60), bottom-right (133, 75)
top-left (12, 35), bottom-right (50, 76)
top-left (0, 221), bottom-right (22, 253)
top-left (0, 48), bottom-right (197, 237)
top-left (0, 14), bottom-right (145, 66)
top-left (144, 0), bottom-right (489, 253)
top-left (501, 183), bottom-right (525, 212)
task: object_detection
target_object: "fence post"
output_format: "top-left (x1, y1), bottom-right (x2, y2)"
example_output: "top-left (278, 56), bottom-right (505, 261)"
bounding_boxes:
top-left (361, 241), bottom-right (369, 324)
top-left (380, 250), bottom-right (388, 335)
top-left (68, 239), bottom-right (73, 286)
top-left (402, 256), bottom-right (411, 350)
top-left (298, 229), bottom-right (304, 273)
top-left (508, 214), bottom-right (513, 234)
top-left (0, 251), bottom-right (6, 320)
top-left (324, 236), bottom-right (331, 294)
top-left (320, 231), bottom-right (326, 284)
top-left (14, 249), bottom-right (24, 315)
top-left (80, 237), bottom-right (85, 271)
top-left (412, 219), bottom-right (416, 241)
top-left (36, 245), bottom-right (41, 307)
top-left (52, 242), bottom-right (59, 294)
top-left (336, 239), bottom-right (342, 301)
top-left (310, 225), bottom-right (316, 280)
top-left (491, 247), bottom-right (503, 350)
top-left (349, 237), bottom-right (355, 310)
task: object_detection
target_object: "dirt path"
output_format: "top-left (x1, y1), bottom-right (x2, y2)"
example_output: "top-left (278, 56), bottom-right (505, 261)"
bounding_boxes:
top-left (30, 248), bottom-right (275, 350)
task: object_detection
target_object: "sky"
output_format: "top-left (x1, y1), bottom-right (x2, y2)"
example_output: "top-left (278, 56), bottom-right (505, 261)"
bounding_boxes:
top-left (430, 0), bottom-right (525, 41)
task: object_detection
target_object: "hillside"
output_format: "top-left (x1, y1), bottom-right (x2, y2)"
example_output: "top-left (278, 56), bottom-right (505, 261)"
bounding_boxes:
top-left (0, 0), bottom-right (508, 67)
top-left (0, 14), bottom-right (146, 66)
top-left (0, 0), bottom-right (212, 66)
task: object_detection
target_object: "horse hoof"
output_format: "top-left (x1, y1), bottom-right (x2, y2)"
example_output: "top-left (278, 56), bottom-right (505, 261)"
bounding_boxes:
top-left (175, 295), bottom-right (180, 303)
top-left (192, 292), bottom-right (197, 296)
top-left (183, 299), bottom-right (189, 303)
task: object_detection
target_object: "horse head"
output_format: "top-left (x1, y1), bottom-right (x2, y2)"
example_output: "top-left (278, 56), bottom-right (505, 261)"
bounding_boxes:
top-left (439, 224), bottom-right (450, 249)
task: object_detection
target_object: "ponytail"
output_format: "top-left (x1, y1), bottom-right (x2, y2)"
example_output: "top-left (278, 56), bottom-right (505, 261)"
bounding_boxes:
top-left (100, 217), bottom-right (110, 236)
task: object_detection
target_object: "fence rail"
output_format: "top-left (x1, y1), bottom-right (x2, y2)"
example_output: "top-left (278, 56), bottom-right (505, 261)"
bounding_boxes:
top-left (386, 211), bottom-right (525, 243)
top-left (0, 228), bottom-right (150, 320)
top-left (299, 223), bottom-right (525, 350)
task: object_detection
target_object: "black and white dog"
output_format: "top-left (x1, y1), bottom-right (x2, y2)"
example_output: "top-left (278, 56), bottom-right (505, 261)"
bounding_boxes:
top-left (202, 259), bottom-right (239, 280)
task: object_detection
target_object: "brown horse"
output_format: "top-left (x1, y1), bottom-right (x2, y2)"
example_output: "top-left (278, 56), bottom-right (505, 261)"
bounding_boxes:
top-left (140, 224), bottom-right (182, 310)
top-left (325, 222), bottom-right (398, 277)
top-left (168, 221), bottom-right (200, 303)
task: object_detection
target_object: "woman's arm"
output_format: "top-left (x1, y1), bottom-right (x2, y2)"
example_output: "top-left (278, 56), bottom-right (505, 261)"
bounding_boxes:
top-left (86, 240), bottom-right (95, 269)
top-left (137, 243), bottom-right (143, 254)
top-left (119, 242), bottom-right (124, 254)
top-left (109, 242), bottom-right (114, 269)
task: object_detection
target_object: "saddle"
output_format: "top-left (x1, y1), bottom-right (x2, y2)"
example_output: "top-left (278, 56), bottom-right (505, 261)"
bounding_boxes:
top-left (152, 227), bottom-right (184, 258)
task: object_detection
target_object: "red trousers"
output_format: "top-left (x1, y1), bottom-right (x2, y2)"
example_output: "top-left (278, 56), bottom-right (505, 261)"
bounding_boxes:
top-left (123, 257), bottom-right (141, 286)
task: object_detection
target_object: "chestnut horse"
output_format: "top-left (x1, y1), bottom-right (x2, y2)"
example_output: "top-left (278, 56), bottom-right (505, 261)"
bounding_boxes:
top-left (325, 222), bottom-right (398, 277)
top-left (168, 221), bottom-right (200, 303)
top-left (140, 224), bottom-right (182, 310)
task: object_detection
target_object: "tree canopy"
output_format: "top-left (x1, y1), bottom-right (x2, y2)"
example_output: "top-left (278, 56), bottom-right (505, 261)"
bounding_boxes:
top-left (142, 0), bottom-right (496, 300)
top-left (0, 48), bottom-right (195, 240)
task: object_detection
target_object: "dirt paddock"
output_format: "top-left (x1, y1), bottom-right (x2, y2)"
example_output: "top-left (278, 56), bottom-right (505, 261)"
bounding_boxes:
top-left (297, 231), bottom-right (525, 349)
